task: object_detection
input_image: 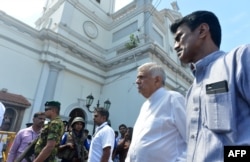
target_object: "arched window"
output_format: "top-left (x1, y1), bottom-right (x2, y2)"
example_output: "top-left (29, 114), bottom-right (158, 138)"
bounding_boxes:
top-left (68, 108), bottom-right (85, 124)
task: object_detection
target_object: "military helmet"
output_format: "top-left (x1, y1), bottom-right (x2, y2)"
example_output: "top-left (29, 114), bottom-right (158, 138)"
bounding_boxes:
top-left (71, 117), bottom-right (85, 127)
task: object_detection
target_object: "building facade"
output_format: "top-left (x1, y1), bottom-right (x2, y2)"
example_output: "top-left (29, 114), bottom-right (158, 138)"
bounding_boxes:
top-left (0, 0), bottom-right (193, 133)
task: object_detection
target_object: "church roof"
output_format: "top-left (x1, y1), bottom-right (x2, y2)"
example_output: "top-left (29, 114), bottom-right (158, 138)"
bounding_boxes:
top-left (0, 89), bottom-right (31, 107)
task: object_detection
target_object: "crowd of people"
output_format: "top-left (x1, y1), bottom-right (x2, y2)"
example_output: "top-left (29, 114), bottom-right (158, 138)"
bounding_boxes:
top-left (1, 9), bottom-right (250, 162)
top-left (3, 100), bottom-right (133, 162)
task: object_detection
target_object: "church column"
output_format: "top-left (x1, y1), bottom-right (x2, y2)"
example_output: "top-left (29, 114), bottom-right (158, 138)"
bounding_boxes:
top-left (41, 61), bottom-right (65, 111)
top-left (137, 0), bottom-right (153, 43)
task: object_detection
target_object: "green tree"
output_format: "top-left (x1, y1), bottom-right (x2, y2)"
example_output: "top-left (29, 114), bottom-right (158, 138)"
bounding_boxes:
top-left (125, 34), bottom-right (139, 49)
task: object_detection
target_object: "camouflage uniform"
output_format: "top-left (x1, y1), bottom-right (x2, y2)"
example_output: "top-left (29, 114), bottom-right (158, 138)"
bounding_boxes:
top-left (34, 116), bottom-right (64, 162)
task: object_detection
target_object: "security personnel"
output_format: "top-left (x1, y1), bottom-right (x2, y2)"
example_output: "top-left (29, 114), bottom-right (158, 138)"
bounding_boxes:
top-left (58, 117), bottom-right (88, 162)
top-left (34, 101), bottom-right (64, 162)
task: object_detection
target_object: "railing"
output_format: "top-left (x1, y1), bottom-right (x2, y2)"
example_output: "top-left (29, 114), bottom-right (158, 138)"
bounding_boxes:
top-left (0, 131), bottom-right (16, 162)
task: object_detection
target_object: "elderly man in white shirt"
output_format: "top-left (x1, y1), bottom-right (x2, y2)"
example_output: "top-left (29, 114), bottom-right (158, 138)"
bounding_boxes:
top-left (125, 62), bottom-right (186, 162)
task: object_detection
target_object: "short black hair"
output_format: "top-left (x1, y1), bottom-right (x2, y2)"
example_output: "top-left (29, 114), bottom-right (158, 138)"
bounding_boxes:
top-left (170, 10), bottom-right (221, 48)
top-left (87, 134), bottom-right (92, 140)
top-left (33, 112), bottom-right (45, 118)
top-left (94, 107), bottom-right (109, 120)
top-left (84, 129), bottom-right (89, 134)
top-left (119, 124), bottom-right (127, 130)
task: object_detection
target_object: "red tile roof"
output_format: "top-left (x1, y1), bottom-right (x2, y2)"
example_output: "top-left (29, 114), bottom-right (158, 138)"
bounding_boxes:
top-left (0, 90), bottom-right (31, 107)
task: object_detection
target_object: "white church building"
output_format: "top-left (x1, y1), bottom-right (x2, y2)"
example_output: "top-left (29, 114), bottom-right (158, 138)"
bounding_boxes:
top-left (0, 0), bottom-right (193, 133)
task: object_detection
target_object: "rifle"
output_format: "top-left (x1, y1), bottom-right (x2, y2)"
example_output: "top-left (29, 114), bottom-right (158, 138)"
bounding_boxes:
top-left (14, 138), bottom-right (38, 162)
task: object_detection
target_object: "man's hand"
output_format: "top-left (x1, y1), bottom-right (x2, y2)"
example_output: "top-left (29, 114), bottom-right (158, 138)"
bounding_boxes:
top-left (66, 142), bottom-right (74, 149)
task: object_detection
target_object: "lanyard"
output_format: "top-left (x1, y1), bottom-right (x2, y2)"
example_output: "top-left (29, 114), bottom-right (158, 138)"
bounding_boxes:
top-left (93, 122), bottom-right (108, 137)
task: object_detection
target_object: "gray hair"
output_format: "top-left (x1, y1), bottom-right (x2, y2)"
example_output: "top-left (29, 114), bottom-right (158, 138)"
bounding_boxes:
top-left (138, 62), bottom-right (166, 85)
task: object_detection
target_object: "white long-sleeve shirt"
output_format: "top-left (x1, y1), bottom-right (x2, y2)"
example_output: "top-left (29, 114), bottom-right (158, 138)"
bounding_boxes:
top-left (126, 87), bottom-right (187, 162)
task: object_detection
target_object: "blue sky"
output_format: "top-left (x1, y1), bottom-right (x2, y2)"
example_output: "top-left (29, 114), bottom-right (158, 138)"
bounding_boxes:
top-left (1, 0), bottom-right (249, 52)
top-left (155, 0), bottom-right (250, 52)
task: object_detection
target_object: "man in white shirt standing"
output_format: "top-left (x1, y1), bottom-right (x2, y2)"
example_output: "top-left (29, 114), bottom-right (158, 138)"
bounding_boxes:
top-left (126, 62), bottom-right (187, 162)
top-left (88, 107), bottom-right (115, 162)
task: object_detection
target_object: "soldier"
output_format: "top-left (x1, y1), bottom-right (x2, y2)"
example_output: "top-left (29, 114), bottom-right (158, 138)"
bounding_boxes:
top-left (58, 117), bottom-right (88, 162)
top-left (33, 101), bottom-right (64, 162)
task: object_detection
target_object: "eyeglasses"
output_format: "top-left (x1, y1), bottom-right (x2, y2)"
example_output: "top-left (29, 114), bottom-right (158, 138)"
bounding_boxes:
top-left (44, 108), bottom-right (52, 111)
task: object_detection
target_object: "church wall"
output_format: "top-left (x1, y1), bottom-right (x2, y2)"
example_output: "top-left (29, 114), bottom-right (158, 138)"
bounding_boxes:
top-left (55, 69), bottom-right (103, 110)
top-left (0, 38), bottom-right (43, 101)
top-left (0, 37), bottom-right (45, 128)
top-left (0, 0), bottom-right (193, 132)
